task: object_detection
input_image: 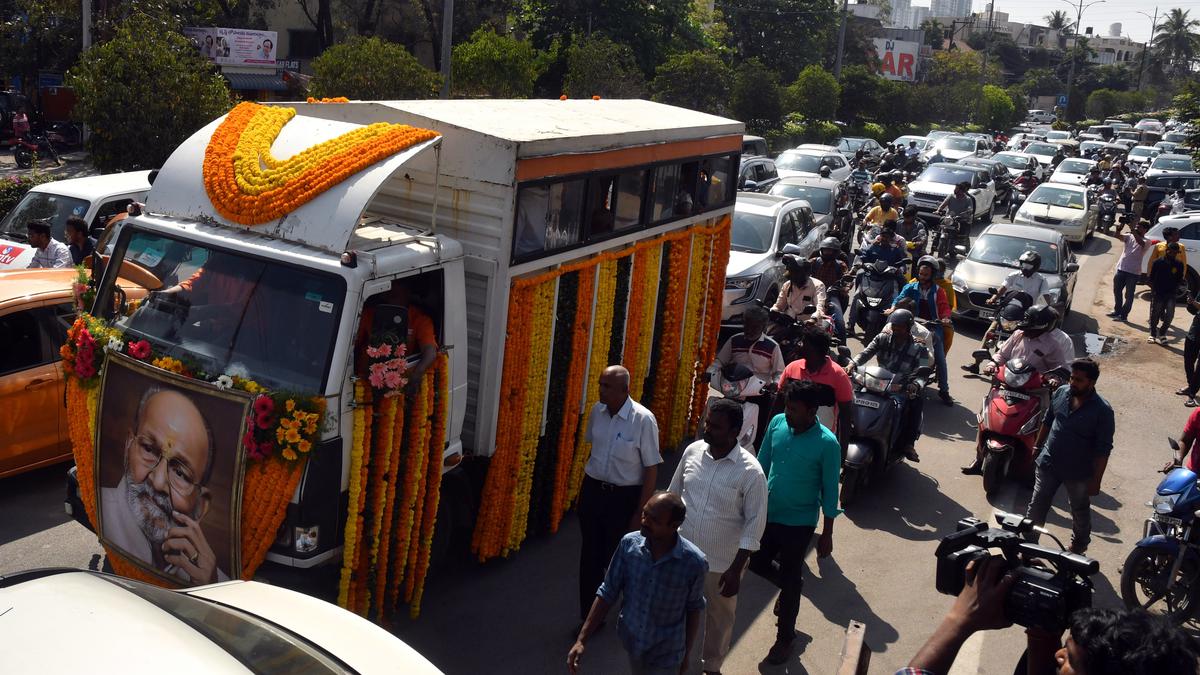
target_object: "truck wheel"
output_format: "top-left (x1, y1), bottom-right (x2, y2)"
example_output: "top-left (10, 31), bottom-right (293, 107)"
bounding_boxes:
top-left (981, 452), bottom-right (1005, 497)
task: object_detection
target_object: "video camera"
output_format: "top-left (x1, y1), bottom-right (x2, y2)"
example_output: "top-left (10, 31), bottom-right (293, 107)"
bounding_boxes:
top-left (935, 512), bottom-right (1099, 632)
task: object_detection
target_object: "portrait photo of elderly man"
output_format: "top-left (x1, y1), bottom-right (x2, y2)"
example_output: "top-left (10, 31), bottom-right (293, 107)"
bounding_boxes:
top-left (97, 356), bottom-right (247, 585)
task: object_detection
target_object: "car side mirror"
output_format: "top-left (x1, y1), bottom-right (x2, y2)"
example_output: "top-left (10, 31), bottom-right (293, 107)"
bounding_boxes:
top-left (954, 245), bottom-right (968, 255)
top-left (742, 179), bottom-right (758, 191)
top-left (1066, 262), bottom-right (1080, 273)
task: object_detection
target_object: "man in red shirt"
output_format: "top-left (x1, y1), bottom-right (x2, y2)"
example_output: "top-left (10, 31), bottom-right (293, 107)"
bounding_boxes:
top-left (1165, 407), bottom-right (1200, 474)
top-left (776, 323), bottom-right (853, 449)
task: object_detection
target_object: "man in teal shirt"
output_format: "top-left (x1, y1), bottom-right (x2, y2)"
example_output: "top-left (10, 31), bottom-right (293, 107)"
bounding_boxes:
top-left (750, 379), bottom-right (842, 665)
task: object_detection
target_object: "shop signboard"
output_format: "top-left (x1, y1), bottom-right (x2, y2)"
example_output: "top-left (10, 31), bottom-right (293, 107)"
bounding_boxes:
top-left (872, 38), bottom-right (920, 82)
top-left (185, 27), bottom-right (278, 67)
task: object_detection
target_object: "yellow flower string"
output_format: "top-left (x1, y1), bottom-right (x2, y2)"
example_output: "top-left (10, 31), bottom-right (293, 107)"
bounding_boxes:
top-left (567, 257), bottom-right (617, 506)
top-left (337, 384), bottom-right (366, 606)
top-left (508, 278), bottom-right (556, 550)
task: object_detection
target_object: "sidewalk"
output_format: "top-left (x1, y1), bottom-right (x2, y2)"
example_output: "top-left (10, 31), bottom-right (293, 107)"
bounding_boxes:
top-left (0, 145), bottom-right (96, 180)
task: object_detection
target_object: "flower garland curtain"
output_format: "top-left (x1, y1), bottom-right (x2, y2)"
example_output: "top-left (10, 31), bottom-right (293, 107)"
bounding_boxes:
top-left (471, 216), bottom-right (731, 563)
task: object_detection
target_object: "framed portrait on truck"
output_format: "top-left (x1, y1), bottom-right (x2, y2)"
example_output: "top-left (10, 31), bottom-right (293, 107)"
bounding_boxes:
top-left (94, 352), bottom-right (249, 585)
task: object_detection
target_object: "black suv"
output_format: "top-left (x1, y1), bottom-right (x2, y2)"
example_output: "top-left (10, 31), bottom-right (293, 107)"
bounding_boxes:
top-left (738, 156), bottom-right (780, 192)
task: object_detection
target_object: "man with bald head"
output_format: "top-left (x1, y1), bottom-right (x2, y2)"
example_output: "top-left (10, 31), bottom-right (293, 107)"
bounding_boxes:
top-left (100, 387), bottom-right (227, 584)
top-left (574, 365), bottom-right (662, 631)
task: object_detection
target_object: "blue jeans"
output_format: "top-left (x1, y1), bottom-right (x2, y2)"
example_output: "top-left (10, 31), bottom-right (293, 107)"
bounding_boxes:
top-left (828, 297), bottom-right (847, 343)
top-left (1113, 269), bottom-right (1139, 318)
top-left (929, 324), bottom-right (949, 395)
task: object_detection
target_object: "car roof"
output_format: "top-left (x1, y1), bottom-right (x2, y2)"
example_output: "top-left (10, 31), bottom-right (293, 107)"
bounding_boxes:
top-left (794, 144), bottom-right (840, 153)
top-left (1131, 145), bottom-right (1158, 152)
top-left (1033, 181), bottom-right (1085, 193)
top-left (1158, 153), bottom-right (1193, 160)
top-left (0, 268), bottom-right (144, 311)
top-left (775, 175), bottom-right (840, 189)
top-left (979, 222), bottom-right (1068, 244)
top-left (736, 192), bottom-right (795, 214)
top-left (29, 170), bottom-right (153, 200)
top-left (786, 147), bottom-right (840, 157)
top-left (995, 151), bottom-right (1035, 159)
top-left (1056, 158), bottom-right (1096, 167)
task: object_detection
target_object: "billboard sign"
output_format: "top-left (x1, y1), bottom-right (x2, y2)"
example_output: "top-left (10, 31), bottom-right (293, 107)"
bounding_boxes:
top-left (873, 38), bottom-right (920, 82)
top-left (185, 27), bottom-right (278, 67)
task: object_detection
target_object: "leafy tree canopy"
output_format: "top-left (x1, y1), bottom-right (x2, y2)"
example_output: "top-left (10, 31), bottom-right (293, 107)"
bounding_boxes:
top-left (309, 36), bottom-right (440, 99)
top-left (451, 26), bottom-right (547, 98)
top-left (731, 58), bottom-right (782, 132)
top-left (784, 64), bottom-right (840, 122)
top-left (563, 33), bottom-right (646, 98)
top-left (650, 50), bottom-right (732, 116)
top-left (722, 0), bottom-right (837, 82)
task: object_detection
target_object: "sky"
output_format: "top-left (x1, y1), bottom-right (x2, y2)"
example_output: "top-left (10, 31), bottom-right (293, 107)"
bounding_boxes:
top-left (966, 0), bottom-right (1200, 43)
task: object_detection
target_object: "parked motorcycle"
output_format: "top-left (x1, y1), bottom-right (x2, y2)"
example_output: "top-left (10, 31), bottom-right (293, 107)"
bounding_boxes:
top-left (13, 132), bottom-right (60, 169)
top-left (706, 363), bottom-right (774, 451)
top-left (848, 258), bottom-right (906, 341)
top-left (1120, 437), bottom-right (1200, 624)
top-left (841, 364), bottom-right (931, 507)
top-left (975, 359), bottom-right (1065, 496)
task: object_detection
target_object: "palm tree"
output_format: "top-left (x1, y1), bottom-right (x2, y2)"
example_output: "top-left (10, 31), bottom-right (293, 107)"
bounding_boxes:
top-left (1045, 10), bottom-right (1073, 34)
top-left (1153, 8), bottom-right (1200, 78)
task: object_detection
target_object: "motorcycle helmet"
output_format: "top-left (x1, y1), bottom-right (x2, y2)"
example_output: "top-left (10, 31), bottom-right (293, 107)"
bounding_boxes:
top-left (1018, 305), bottom-right (1058, 332)
top-left (819, 236), bottom-right (841, 252)
top-left (871, 182), bottom-right (886, 196)
top-left (998, 298), bottom-right (1027, 332)
top-left (887, 308), bottom-right (915, 327)
top-left (1017, 250), bottom-right (1041, 273)
top-left (916, 255), bottom-right (939, 275)
top-left (819, 166), bottom-right (832, 178)
top-left (879, 193), bottom-right (895, 209)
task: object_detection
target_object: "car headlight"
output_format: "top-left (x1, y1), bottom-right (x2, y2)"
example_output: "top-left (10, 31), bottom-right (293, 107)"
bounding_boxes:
top-left (950, 275), bottom-right (967, 293)
top-left (726, 275), bottom-right (759, 302)
top-left (1153, 493), bottom-right (1181, 515)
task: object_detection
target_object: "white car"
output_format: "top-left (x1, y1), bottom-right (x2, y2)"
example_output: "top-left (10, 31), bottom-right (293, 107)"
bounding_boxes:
top-left (1126, 145), bottom-right (1161, 167)
top-left (1021, 142), bottom-right (1063, 169)
top-left (906, 162), bottom-right (997, 222)
top-left (1146, 153), bottom-right (1197, 178)
top-left (1012, 182), bottom-right (1096, 244)
top-left (1048, 158), bottom-right (1098, 186)
top-left (0, 569), bottom-right (444, 674)
top-left (1009, 132), bottom-right (1047, 151)
top-left (928, 135), bottom-right (989, 162)
top-left (774, 148), bottom-right (851, 181)
top-left (893, 135), bottom-right (931, 154)
top-left (1136, 118), bottom-right (1165, 134)
top-left (993, 151), bottom-right (1045, 180)
top-left (1027, 109), bottom-right (1056, 124)
top-left (1044, 130), bottom-right (1073, 143)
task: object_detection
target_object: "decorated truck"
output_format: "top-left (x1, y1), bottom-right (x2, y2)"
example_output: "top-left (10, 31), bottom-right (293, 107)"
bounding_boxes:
top-left (62, 98), bottom-right (738, 620)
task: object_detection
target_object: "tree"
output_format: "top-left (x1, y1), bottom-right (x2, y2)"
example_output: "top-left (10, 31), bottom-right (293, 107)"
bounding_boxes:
top-left (1019, 67), bottom-right (1065, 96)
top-left (563, 34), bottom-right (645, 98)
top-left (650, 51), bottom-right (732, 115)
top-left (1044, 10), bottom-right (1072, 34)
top-left (837, 65), bottom-right (885, 124)
top-left (297, 0), bottom-right (334, 50)
top-left (925, 51), bottom-right (1001, 124)
top-left (920, 18), bottom-right (944, 50)
top-left (784, 65), bottom-right (840, 121)
top-left (309, 36), bottom-right (440, 99)
top-left (451, 27), bottom-right (547, 98)
top-left (1153, 8), bottom-right (1200, 79)
top-left (722, 0), bottom-right (837, 81)
top-left (0, 0), bottom-right (80, 101)
top-left (980, 84), bottom-right (1017, 129)
top-left (731, 59), bottom-right (782, 132)
top-left (65, 12), bottom-right (230, 172)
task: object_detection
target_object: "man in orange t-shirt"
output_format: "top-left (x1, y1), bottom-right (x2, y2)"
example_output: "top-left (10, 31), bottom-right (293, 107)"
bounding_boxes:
top-left (355, 281), bottom-right (438, 393)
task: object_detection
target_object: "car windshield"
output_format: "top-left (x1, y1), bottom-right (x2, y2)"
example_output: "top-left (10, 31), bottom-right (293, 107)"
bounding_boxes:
top-left (0, 192), bottom-right (90, 243)
top-left (731, 211), bottom-right (775, 253)
top-left (1129, 147), bottom-right (1154, 157)
top-left (97, 228), bottom-right (345, 393)
top-left (1153, 157), bottom-right (1195, 171)
top-left (940, 137), bottom-right (976, 151)
top-left (1080, 142), bottom-right (1104, 153)
top-left (1028, 185), bottom-right (1085, 209)
top-left (775, 152), bottom-right (823, 173)
top-left (838, 138), bottom-right (865, 151)
top-left (770, 184), bottom-right (832, 213)
top-left (918, 165), bottom-right (976, 185)
top-left (99, 575), bottom-right (351, 674)
top-left (968, 234), bottom-right (1058, 273)
top-left (1046, 131), bottom-right (1070, 140)
top-left (1165, 132), bottom-right (1189, 143)
top-left (895, 136), bottom-right (926, 148)
top-left (1057, 160), bottom-right (1093, 174)
top-left (995, 154), bottom-right (1031, 170)
top-left (1025, 143), bottom-right (1058, 156)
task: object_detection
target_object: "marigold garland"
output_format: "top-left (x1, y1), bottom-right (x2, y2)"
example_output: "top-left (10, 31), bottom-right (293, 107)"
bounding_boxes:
top-left (548, 265), bottom-right (595, 532)
top-left (408, 354), bottom-right (450, 617)
top-left (647, 238), bottom-right (691, 446)
top-left (508, 278), bottom-right (556, 550)
top-left (202, 102), bottom-right (440, 225)
top-left (568, 257), bottom-right (618, 505)
top-left (337, 381), bottom-right (369, 607)
top-left (402, 368), bottom-right (435, 603)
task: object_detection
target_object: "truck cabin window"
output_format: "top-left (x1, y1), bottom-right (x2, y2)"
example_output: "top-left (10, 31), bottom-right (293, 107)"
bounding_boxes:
top-left (356, 272), bottom-right (442, 390)
top-left (100, 230), bottom-right (344, 393)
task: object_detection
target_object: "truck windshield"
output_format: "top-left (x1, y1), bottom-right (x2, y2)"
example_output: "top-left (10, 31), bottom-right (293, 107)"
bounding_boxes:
top-left (0, 192), bottom-right (90, 243)
top-left (98, 228), bottom-right (345, 393)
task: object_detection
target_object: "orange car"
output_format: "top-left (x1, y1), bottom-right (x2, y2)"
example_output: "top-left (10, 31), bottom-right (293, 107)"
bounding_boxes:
top-left (0, 268), bottom-right (145, 478)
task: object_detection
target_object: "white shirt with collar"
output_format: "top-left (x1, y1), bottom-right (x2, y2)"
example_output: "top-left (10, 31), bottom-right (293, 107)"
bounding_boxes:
top-left (668, 439), bottom-right (768, 572)
top-left (584, 397), bottom-right (662, 486)
top-left (28, 238), bottom-right (72, 268)
top-left (1002, 270), bottom-right (1051, 303)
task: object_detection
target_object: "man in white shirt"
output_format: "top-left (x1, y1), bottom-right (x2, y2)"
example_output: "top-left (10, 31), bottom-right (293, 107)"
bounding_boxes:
top-left (576, 365), bottom-right (662, 626)
top-left (990, 250), bottom-right (1051, 306)
top-left (25, 220), bottom-right (72, 269)
top-left (772, 256), bottom-right (827, 322)
top-left (669, 398), bottom-right (767, 674)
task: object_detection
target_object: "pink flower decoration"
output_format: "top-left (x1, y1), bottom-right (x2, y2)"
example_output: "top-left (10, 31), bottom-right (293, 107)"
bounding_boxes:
top-left (128, 340), bottom-right (151, 360)
top-left (253, 395), bottom-right (274, 416)
top-left (383, 369), bottom-right (402, 389)
top-left (369, 371), bottom-right (386, 389)
top-left (75, 360), bottom-right (96, 378)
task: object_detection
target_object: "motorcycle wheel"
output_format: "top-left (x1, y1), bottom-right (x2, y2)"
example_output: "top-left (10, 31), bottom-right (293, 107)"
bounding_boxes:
top-left (840, 467), bottom-right (861, 508)
top-left (14, 147), bottom-right (31, 169)
top-left (1120, 547), bottom-right (1200, 624)
top-left (981, 452), bottom-right (1005, 497)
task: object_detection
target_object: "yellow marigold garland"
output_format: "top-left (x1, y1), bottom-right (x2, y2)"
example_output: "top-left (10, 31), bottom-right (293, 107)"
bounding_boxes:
top-left (673, 233), bottom-right (709, 443)
top-left (337, 381), bottom-right (368, 607)
top-left (567, 257), bottom-right (618, 506)
top-left (648, 236), bottom-right (691, 447)
top-left (202, 102), bottom-right (440, 225)
top-left (403, 370), bottom-right (435, 602)
top-left (627, 243), bottom-right (663, 401)
top-left (508, 278), bottom-right (556, 550)
top-left (409, 353), bottom-right (450, 618)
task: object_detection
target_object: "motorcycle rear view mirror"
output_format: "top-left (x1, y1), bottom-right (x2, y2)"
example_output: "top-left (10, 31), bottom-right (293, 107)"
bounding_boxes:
top-left (1066, 262), bottom-right (1080, 273)
top-left (1169, 436), bottom-right (1182, 452)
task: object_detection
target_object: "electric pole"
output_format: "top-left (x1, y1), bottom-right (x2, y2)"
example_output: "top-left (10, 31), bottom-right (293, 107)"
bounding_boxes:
top-left (439, 0), bottom-right (454, 99)
top-left (1062, 0), bottom-right (1107, 121)
top-left (1137, 8), bottom-right (1159, 90)
top-left (834, 0), bottom-right (849, 78)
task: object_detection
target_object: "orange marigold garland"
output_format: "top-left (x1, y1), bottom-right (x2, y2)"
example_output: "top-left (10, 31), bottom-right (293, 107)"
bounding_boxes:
top-left (403, 368), bottom-right (435, 602)
top-left (202, 102), bottom-right (440, 225)
top-left (549, 265), bottom-right (596, 532)
top-left (371, 394), bottom-right (406, 621)
top-left (409, 353), bottom-right (450, 617)
top-left (567, 256), bottom-right (618, 506)
top-left (337, 381), bottom-right (369, 606)
top-left (508, 278), bottom-right (556, 550)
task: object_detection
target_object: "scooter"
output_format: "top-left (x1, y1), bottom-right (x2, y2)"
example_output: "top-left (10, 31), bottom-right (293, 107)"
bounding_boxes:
top-left (1120, 437), bottom-right (1200, 624)
top-left (707, 363), bottom-right (773, 451)
top-left (1007, 183), bottom-right (1034, 220)
top-left (1097, 191), bottom-right (1119, 234)
top-left (975, 359), bottom-right (1064, 496)
top-left (841, 364), bottom-right (931, 507)
top-left (848, 258), bottom-right (906, 341)
top-left (971, 290), bottom-right (1034, 365)
top-left (13, 132), bottom-right (60, 169)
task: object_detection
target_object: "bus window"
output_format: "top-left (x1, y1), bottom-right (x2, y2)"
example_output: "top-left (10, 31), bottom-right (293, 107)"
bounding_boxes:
top-left (513, 179), bottom-right (585, 259)
top-left (703, 155), bottom-right (734, 209)
top-left (649, 164), bottom-right (681, 222)
top-left (586, 176), bottom-right (617, 237)
top-left (614, 170), bottom-right (646, 231)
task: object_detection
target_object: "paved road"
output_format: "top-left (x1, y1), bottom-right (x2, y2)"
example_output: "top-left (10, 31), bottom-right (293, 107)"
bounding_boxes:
top-left (0, 212), bottom-right (1190, 674)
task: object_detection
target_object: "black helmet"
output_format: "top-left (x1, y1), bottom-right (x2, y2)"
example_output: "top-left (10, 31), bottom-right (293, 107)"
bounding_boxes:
top-left (1017, 250), bottom-right (1041, 271)
top-left (880, 193), bottom-right (895, 207)
top-left (819, 166), bottom-right (832, 178)
top-left (819, 236), bottom-right (841, 251)
top-left (1018, 305), bottom-right (1058, 331)
top-left (888, 308), bottom-right (914, 327)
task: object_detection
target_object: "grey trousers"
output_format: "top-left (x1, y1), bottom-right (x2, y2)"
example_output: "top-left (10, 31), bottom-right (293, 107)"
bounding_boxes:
top-left (1025, 462), bottom-right (1092, 551)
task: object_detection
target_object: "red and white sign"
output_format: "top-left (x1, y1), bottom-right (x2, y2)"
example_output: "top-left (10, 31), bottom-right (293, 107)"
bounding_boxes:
top-left (0, 244), bottom-right (26, 266)
top-left (873, 39), bottom-right (920, 82)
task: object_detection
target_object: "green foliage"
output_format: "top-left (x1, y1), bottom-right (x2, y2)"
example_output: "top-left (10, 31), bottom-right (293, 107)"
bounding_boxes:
top-left (923, 51), bottom-right (1003, 125)
top-left (650, 51), bottom-right (732, 115)
top-left (65, 13), bottom-right (231, 172)
top-left (564, 34), bottom-right (646, 98)
top-left (776, 113), bottom-right (840, 146)
top-left (1153, 8), bottom-right (1200, 79)
top-left (0, 0), bottom-right (80, 90)
top-left (920, 19), bottom-right (945, 50)
top-left (837, 65), bottom-right (883, 124)
top-left (723, 0), bottom-right (837, 81)
top-left (859, 122), bottom-right (886, 141)
top-left (784, 65), bottom-right (840, 122)
top-left (981, 84), bottom-right (1018, 130)
top-left (309, 36), bottom-right (440, 100)
top-left (1171, 82), bottom-right (1200, 159)
top-left (1085, 88), bottom-right (1154, 120)
top-left (0, 173), bottom-right (53, 220)
top-left (451, 27), bottom-right (547, 98)
top-left (731, 59), bottom-right (782, 132)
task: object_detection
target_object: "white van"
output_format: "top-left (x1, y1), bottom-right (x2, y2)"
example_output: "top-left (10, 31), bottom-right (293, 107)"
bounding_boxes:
top-left (0, 171), bottom-right (152, 268)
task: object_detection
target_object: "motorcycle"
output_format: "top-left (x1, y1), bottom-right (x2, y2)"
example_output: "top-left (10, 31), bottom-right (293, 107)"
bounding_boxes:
top-left (841, 364), bottom-right (931, 507)
top-left (932, 213), bottom-right (971, 264)
top-left (706, 363), bottom-right (774, 451)
top-left (1008, 181), bottom-right (1037, 220)
top-left (975, 358), bottom-right (1064, 496)
top-left (13, 132), bottom-right (60, 169)
top-left (1097, 191), bottom-right (1119, 234)
top-left (848, 258), bottom-right (906, 341)
top-left (1120, 437), bottom-right (1200, 624)
top-left (971, 290), bottom-right (1034, 365)
top-left (766, 303), bottom-right (837, 363)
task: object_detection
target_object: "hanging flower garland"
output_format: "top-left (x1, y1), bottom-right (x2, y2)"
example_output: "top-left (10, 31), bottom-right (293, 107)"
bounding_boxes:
top-left (408, 353), bottom-right (450, 618)
top-left (337, 381), bottom-right (369, 607)
top-left (508, 278), bottom-right (556, 550)
top-left (567, 257), bottom-right (618, 506)
top-left (672, 233), bottom-right (709, 444)
top-left (647, 237), bottom-right (692, 446)
top-left (201, 102), bottom-right (440, 225)
top-left (549, 265), bottom-right (595, 533)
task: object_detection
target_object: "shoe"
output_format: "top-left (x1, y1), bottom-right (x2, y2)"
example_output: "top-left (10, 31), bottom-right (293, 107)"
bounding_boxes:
top-left (1177, 388), bottom-right (1191, 396)
top-left (903, 446), bottom-right (920, 462)
top-left (938, 391), bottom-right (953, 406)
top-left (961, 463), bottom-right (983, 475)
top-left (1148, 336), bottom-right (1158, 343)
top-left (1115, 315), bottom-right (1127, 321)
top-left (1069, 542), bottom-right (1087, 555)
top-left (765, 636), bottom-right (794, 665)
top-left (1187, 398), bottom-right (1198, 408)
top-left (961, 363), bottom-right (980, 373)
top-left (1158, 336), bottom-right (1169, 345)
top-left (1106, 311), bottom-right (1120, 318)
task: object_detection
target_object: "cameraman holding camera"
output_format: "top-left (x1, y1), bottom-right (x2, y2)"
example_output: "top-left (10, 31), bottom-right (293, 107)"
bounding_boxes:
top-left (899, 556), bottom-right (1200, 675)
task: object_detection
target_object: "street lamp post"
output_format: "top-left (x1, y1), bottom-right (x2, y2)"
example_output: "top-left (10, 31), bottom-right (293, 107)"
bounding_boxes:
top-left (1136, 8), bottom-right (1159, 90)
top-left (1061, 0), bottom-right (1107, 121)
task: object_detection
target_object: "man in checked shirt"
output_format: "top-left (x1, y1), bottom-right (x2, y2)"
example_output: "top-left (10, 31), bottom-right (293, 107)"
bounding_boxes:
top-left (669, 398), bottom-right (768, 674)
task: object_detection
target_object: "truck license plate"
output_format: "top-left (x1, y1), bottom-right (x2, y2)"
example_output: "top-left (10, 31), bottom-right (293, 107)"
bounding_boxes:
top-left (854, 398), bottom-right (881, 409)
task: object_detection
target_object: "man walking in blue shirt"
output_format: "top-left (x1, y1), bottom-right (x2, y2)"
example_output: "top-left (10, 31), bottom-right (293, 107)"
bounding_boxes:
top-left (749, 379), bottom-right (842, 665)
top-left (569, 491), bottom-right (708, 675)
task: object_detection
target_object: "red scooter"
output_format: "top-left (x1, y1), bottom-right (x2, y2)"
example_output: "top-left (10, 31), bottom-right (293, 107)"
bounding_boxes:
top-left (975, 358), bottom-right (1064, 496)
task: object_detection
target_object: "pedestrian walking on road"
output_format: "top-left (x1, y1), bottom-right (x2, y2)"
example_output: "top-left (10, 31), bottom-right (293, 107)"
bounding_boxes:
top-left (1024, 358), bottom-right (1114, 555)
top-left (1108, 219), bottom-right (1150, 321)
top-left (749, 379), bottom-right (841, 665)
top-left (1148, 243), bottom-right (1186, 344)
top-left (668, 398), bottom-right (768, 674)
top-left (569, 492), bottom-right (707, 675)
top-left (576, 365), bottom-right (662, 626)
top-left (1176, 291), bottom-right (1200, 406)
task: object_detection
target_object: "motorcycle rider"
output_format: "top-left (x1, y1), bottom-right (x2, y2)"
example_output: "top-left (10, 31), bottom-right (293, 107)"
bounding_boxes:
top-left (883, 175), bottom-right (906, 203)
top-left (772, 256), bottom-right (827, 324)
top-left (961, 305), bottom-right (1074, 475)
top-left (905, 140), bottom-right (922, 162)
top-left (891, 255), bottom-right (954, 406)
top-left (705, 305), bottom-right (784, 447)
top-left (775, 323), bottom-right (854, 450)
top-left (1083, 166), bottom-right (1105, 188)
top-left (847, 309), bottom-right (931, 462)
top-left (895, 206), bottom-right (928, 264)
top-left (860, 223), bottom-right (909, 268)
top-left (1013, 168), bottom-right (1040, 191)
top-left (927, 146), bottom-right (945, 165)
top-left (810, 237), bottom-right (850, 342)
top-left (936, 181), bottom-right (976, 224)
top-left (864, 193), bottom-right (900, 230)
top-left (990, 250), bottom-right (1052, 306)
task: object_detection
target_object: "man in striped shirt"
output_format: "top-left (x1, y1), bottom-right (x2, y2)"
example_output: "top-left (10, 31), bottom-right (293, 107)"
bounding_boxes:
top-left (669, 398), bottom-right (768, 674)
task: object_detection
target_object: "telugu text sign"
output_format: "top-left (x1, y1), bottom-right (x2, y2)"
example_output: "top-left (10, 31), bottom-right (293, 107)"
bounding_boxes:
top-left (873, 39), bottom-right (920, 82)
top-left (185, 27), bottom-right (278, 67)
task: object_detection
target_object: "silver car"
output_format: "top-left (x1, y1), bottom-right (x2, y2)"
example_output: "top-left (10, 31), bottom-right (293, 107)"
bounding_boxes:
top-left (949, 223), bottom-right (1079, 322)
top-left (768, 175), bottom-right (843, 231)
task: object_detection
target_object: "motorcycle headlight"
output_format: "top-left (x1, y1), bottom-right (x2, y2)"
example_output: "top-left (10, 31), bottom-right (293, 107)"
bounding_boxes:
top-left (1018, 410), bottom-right (1045, 436)
top-left (1153, 493), bottom-right (1181, 515)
